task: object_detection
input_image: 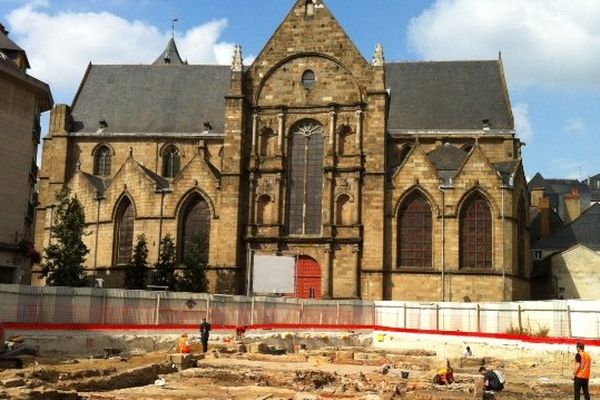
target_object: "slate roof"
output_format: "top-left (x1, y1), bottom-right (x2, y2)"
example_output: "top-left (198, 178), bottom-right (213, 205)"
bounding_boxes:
top-left (70, 51), bottom-right (514, 135)
top-left (138, 163), bottom-right (170, 190)
top-left (427, 144), bottom-right (467, 171)
top-left (0, 26), bottom-right (30, 68)
top-left (493, 160), bottom-right (518, 185)
top-left (80, 171), bottom-right (109, 195)
top-left (528, 173), bottom-right (590, 195)
top-left (533, 203), bottom-right (600, 251)
top-left (529, 206), bottom-right (564, 245)
top-left (70, 64), bottom-right (230, 134)
top-left (0, 28), bottom-right (23, 52)
top-left (153, 38), bottom-right (185, 65)
top-left (528, 172), bottom-right (545, 190)
top-left (385, 61), bottom-right (513, 131)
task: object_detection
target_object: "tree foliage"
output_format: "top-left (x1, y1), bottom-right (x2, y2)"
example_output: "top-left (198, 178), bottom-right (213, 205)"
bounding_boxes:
top-left (124, 234), bottom-right (149, 290)
top-left (150, 234), bottom-right (177, 290)
top-left (177, 231), bottom-right (209, 293)
top-left (41, 186), bottom-right (89, 287)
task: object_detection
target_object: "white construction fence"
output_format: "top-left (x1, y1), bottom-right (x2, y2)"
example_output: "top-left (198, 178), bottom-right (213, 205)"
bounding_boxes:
top-left (1, 284), bottom-right (600, 339)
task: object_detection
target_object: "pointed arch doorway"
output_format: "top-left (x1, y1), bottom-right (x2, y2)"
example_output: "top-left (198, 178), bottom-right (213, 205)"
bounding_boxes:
top-left (295, 256), bottom-right (321, 299)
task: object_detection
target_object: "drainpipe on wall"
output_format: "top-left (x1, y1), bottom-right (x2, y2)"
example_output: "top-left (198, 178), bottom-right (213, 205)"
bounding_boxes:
top-left (438, 185), bottom-right (447, 302)
top-left (156, 188), bottom-right (172, 259)
top-left (501, 185), bottom-right (506, 301)
top-left (246, 243), bottom-right (254, 296)
top-left (93, 193), bottom-right (105, 281)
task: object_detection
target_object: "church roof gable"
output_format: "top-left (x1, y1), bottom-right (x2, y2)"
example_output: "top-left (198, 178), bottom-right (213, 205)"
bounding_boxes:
top-left (250, 0), bottom-right (368, 74)
top-left (385, 61), bottom-right (513, 131)
top-left (70, 64), bottom-right (230, 134)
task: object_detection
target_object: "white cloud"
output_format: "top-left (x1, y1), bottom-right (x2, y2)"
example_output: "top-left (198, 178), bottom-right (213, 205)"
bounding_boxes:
top-left (564, 118), bottom-right (587, 136)
top-left (408, 0), bottom-right (600, 88)
top-left (6, 2), bottom-right (237, 103)
top-left (512, 103), bottom-right (533, 143)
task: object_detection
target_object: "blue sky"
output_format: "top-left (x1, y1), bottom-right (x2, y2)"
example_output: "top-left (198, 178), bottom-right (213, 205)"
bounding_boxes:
top-left (1, 0), bottom-right (599, 180)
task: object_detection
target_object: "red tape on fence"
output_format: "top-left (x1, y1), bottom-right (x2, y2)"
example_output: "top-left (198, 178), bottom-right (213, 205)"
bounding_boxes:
top-left (4, 322), bottom-right (600, 347)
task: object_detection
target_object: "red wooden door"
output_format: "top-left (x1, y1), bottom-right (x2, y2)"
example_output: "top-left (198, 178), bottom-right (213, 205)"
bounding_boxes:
top-left (295, 256), bottom-right (321, 299)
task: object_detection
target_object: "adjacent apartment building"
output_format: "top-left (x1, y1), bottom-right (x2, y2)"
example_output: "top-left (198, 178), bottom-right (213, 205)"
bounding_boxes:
top-left (0, 23), bottom-right (53, 283)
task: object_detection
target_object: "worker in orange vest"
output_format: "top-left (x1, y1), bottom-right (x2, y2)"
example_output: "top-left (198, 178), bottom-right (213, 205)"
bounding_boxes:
top-left (178, 333), bottom-right (191, 354)
top-left (573, 341), bottom-right (592, 400)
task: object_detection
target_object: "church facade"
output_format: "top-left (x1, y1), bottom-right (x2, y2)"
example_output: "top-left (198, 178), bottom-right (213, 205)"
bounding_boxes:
top-left (34, 0), bottom-right (531, 301)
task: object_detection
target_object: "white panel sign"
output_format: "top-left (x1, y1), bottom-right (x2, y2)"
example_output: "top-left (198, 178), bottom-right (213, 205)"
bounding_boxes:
top-left (252, 255), bottom-right (295, 294)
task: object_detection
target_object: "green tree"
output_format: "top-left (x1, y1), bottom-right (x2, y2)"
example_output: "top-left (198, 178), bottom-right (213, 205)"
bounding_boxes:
top-left (41, 186), bottom-right (89, 287)
top-left (151, 234), bottom-right (177, 290)
top-left (178, 232), bottom-right (209, 293)
top-left (124, 234), bottom-right (149, 289)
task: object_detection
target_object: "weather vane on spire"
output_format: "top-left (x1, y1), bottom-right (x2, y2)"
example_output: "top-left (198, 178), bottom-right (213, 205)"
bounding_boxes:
top-left (171, 18), bottom-right (178, 39)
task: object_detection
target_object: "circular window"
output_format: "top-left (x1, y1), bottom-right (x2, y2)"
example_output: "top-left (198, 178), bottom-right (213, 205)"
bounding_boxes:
top-left (302, 70), bottom-right (316, 89)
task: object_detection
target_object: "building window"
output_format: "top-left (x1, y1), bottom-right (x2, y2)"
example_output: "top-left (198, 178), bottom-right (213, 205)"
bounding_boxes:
top-left (460, 192), bottom-right (492, 269)
top-left (162, 145), bottom-right (180, 178)
top-left (179, 193), bottom-right (211, 263)
top-left (94, 145), bottom-right (112, 177)
top-left (533, 250), bottom-right (542, 260)
top-left (302, 70), bottom-right (316, 89)
top-left (397, 191), bottom-right (432, 268)
top-left (114, 197), bottom-right (134, 265)
top-left (288, 120), bottom-right (324, 235)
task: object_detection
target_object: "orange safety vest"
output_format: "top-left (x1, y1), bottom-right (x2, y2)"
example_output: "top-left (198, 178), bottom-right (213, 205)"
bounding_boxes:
top-left (178, 336), bottom-right (190, 354)
top-left (576, 351), bottom-right (592, 380)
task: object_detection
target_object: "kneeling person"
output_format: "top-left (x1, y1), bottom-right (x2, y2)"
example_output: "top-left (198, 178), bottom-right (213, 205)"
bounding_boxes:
top-left (479, 366), bottom-right (504, 398)
top-left (433, 366), bottom-right (454, 385)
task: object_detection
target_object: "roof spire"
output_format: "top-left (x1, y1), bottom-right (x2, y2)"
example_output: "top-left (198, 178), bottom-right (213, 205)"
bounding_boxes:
top-left (153, 35), bottom-right (185, 65)
top-left (231, 45), bottom-right (243, 72)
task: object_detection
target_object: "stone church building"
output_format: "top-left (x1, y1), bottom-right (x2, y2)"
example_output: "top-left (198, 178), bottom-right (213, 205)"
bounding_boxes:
top-left (34, 0), bottom-right (531, 301)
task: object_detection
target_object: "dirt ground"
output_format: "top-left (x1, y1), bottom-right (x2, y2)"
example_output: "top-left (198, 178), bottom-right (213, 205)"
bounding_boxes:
top-left (1, 336), bottom-right (599, 400)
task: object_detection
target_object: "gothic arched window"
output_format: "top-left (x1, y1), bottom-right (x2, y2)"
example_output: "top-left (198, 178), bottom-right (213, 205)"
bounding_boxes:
top-left (94, 145), bottom-right (112, 177)
top-left (460, 192), bottom-right (493, 269)
top-left (114, 197), bottom-right (134, 265)
top-left (288, 120), bottom-right (324, 235)
top-left (162, 145), bottom-right (181, 178)
top-left (179, 193), bottom-right (211, 263)
top-left (397, 191), bottom-right (432, 268)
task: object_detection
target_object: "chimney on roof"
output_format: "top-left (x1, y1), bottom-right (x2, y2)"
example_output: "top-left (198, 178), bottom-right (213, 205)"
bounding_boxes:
top-left (539, 196), bottom-right (551, 239)
top-left (531, 186), bottom-right (544, 208)
top-left (564, 188), bottom-right (582, 223)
